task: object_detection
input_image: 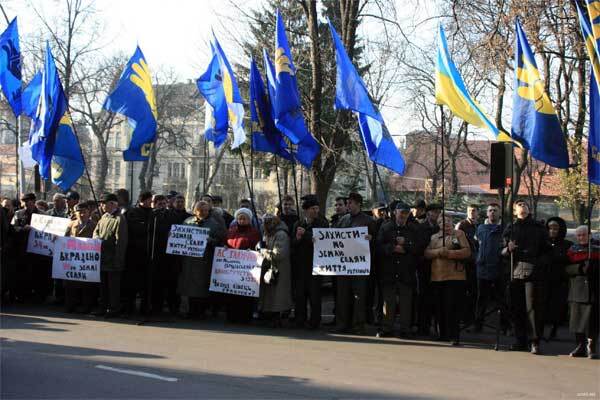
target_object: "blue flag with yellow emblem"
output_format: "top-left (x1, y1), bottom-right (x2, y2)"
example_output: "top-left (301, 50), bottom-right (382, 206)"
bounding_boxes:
top-left (249, 57), bottom-right (291, 160)
top-left (0, 17), bottom-right (21, 117)
top-left (29, 43), bottom-right (68, 180)
top-left (197, 45), bottom-right (229, 148)
top-left (328, 20), bottom-right (405, 175)
top-left (264, 48), bottom-right (318, 168)
top-left (212, 34), bottom-right (246, 149)
top-left (21, 71), bottom-right (41, 119)
top-left (511, 20), bottom-right (569, 168)
top-left (51, 113), bottom-right (84, 191)
top-left (578, 2), bottom-right (600, 184)
top-left (103, 47), bottom-right (157, 161)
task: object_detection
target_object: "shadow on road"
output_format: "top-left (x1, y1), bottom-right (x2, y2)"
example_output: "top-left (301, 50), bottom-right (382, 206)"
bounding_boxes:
top-left (0, 313), bottom-right (77, 332)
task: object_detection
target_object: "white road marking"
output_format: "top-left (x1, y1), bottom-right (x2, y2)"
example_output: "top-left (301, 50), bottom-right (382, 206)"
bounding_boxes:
top-left (95, 365), bottom-right (178, 382)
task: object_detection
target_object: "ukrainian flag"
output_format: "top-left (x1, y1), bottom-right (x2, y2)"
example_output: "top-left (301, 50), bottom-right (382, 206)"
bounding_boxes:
top-left (435, 26), bottom-right (512, 142)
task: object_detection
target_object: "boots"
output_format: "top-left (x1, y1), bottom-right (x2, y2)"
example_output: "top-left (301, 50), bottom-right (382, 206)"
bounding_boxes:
top-left (570, 334), bottom-right (587, 358)
top-left (587, 338), bottom-right (598, 359)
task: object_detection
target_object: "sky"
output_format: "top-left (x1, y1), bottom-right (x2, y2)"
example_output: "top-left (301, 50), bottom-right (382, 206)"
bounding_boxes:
top-left (2, 0), bottom-right (438, 143)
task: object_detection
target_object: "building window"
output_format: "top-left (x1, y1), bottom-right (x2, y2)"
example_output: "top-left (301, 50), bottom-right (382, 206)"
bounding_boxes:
top-left (114, 160), bottom-right (121, 177)
top-left (113, 132), bottom-right (121, 148)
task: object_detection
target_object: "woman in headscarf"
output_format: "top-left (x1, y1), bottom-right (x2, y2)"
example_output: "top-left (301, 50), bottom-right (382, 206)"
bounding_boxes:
top-left (178, 200), bottom-right (225, 318)
top-left (544, 217), bottom-right (572, 340)
top-left (224, 208), bottom-right (261, 323)
top-left (258, 213), bottom-right (293, 327)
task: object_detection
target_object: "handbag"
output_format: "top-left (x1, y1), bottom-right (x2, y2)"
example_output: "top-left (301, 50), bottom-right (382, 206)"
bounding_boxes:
top-left (262, 257), bottom-right (279, 285)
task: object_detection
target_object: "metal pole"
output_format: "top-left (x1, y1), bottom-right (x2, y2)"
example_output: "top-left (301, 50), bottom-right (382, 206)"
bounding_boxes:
top-left (291, 158), bottom-right (300, 217)
top-left (14, 114), bottom-right (20, 197)
top-left (203, 137), bottom-right (209, 194)
top-left (250, 141), bottom-right (254, 197)
top-left (129, 161), bottom-right (134, 206)
top-left (274, 156), bottom-right (282, 208)
top-left (373, 163), bottom-right (389, 204)
top-left (439, 105), bottom-right (445, 246)
top-left (238, 148), bottom-right (260, 229)
top-left (509, 145), bottom-right (515, 282)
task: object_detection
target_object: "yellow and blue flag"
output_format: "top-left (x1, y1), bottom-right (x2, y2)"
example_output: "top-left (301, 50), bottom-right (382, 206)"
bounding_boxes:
top-left (197, 44), bottom-right (228, 148)
top-left (0, 17), bottom-right (22, 116)
top-left (511, 20), bottom-right (569, 168)
top-left (249, 57), bottom-right (291, 160)
top-left (103, 47), bottom-right (157, 161)
top-left (435, 26), bottom-right (512, 143)
top-left (272, 11), bottom-right (319, 167)
top-left (22, 69), bottom-right (83, 190)
top-left (29, 43), bottom-right (68, 180)
top-left (328, 20), bottom-right (405, 175)
top-left (264, 48), bottom-right (318, 168)
top-left (212, 34), bottom-right (245, 150)
top-left (578, 2), bottom-right (600, 184)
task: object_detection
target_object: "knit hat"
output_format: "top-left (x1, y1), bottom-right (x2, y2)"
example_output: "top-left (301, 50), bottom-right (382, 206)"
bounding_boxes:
top-left (234, 207), bottom-right (253, 221)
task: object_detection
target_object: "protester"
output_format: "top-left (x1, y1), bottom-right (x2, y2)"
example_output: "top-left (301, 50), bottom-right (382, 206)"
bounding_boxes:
top-left (201, 194), bottom-right (227, 231)
top-left (178, 200), bottom-right (225, 318)
top-left (122, 191), bottom-right (153, 316)
top-left (332, 192), bottom-right (374, 335)
top-left (410, 199), bottom-right (427, 223)
top-left (259, 213), bottom-right (293, 327)
top-left (116, 188), bottom-right (130, 214)
top-left (93, 193), bottom-right (128, 318)
top-left (376, 202), bottom-right (423, 338)
top-left (502, 199), bottom-right (548, 354)
top-left (425, 215), bottom-right (471, 345)
top-left (278, 194), bottom-right (298, 236)
top-left (566, 226), bottom-right (599, 359)
top-left (291, 195), bottom-right (329, 329)
top-left (330, 196), bottom-right (347, 227)
top-left (367, 202), bottom-right (387, 324)
top-left (456, 204), bottom-right (479, 325)
top-left (544, 217), bottom-right (572, 340)
top-left (473, 203), bottom-right (504, 332)
top-left (64, 203), bottom-right (98, 313)
top-left (65, 191), bottom-right (80, 219)
top-left (224, 207), bottom-right (261, 323)
top-left (166, 190), bottom-right (178, 210)
top-left (0, 199), bottom-right (14, 302)
top-left (213, 195), bottom-right (234, 226)
top-left (35, 200), bottom-right (49, 213)
top-left (172, 194), bottom-right (192, 223)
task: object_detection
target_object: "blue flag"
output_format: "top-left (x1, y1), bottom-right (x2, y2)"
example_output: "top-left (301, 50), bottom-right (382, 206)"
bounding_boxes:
top-left (511, 21), bottom-right (569, 168)
top-left (328, 20), bottom-right (405, 175)
top-left (51, 113), bottom-right (84, 191)
top-left (103, 47), bottom-right (157, 161)
top-left (249, 57), bottom-right (291, 160)
top-left (272, 11), bottom-right (320, 167)
top-left (212, 34), bottom-right (246, 149)
top-left (29, 43), bottom-right (68, 180)
top-left (264, 48), bottom-right (318, 168)
top-left (21, 71), bottom-right (41, 119)
top-left (197, 46), bottom-right (228, 148)
top-left (0, 17), bottom-right (21, 117)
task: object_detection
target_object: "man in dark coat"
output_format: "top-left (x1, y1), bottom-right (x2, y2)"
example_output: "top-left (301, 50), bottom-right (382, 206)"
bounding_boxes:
top-left (566, 226), bottom-right (599, 359)
top-left (376, 202), bottom-right (423, 338)
top-left (291, 194), bottom-right (329, 329)
top-left (122, 191), bottom-right (153, 315)
top-left (502, 199), bottom-right (549, 354)
top-left (278, 194), bottom-right (299, 237)
top-left (331, 192), bottom-right (374, 335)
top-left (456, 204), bottom-right (480, 325)
top-left (330, 197), bottom-right (347, 228)
top-left (367, 202), bottom-right (388, 325)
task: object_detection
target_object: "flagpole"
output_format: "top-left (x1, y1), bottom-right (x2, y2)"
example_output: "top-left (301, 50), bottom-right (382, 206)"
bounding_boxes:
top-left (373, 163), bottom-right (389, 204)
top-left (274, 156), bottom-right (282, 209)
top-left (65, 107), bottom-right (100, 214)
top-left (439, 105), bottom-right (446, 246)
top-left (238, 147), bottom-right (260, 228)
top-left (291, 156), bottom-right (300, 216)
top-left (203, 136), bottom-right (209, 194)
top-left (250, 141), bottom-right (255, 197)
top-left (129, 161), bottom-right (134, 206)
top-left (14, 114), bottom-right (20, 197)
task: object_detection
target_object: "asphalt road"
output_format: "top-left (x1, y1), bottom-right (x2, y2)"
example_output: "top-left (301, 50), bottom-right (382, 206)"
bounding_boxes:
top-left (1, 305), bottom-right (598, 399)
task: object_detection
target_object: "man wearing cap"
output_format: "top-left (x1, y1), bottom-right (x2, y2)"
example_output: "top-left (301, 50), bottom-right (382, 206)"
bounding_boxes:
top-left (291, 194), bottom-right (329, 329)
top-left (367, 202), bottom-right (388, 325)
top-left (212, 195), bottom-right (234, 227)
top-left (49, 193), bottom-right (68, 218)
top-left (332, 192), bottom-right (374, 334)
top-left (65, 191), bottom-right (80, 220)
top-left (376, 202), bottom-right (424, 337)
top-left (93, 193), bottom-right (128, 317)
top-left (11, 193), bottom-right (45, 301)
top-left (502, 199), bottom-right (549, 354)
top-left (411, 199), bottom-right (427, 223)
top-left (166, 191), bottom-right (178, 210)
top-left (64, 202), bottom-right (98, 313)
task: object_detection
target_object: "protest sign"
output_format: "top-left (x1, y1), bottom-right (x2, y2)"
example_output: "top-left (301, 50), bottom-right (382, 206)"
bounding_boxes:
top-left (26, 214), bottom-right (71, 256)
top-left (209, 247), bottom-right (262, 297)
top-left (52, 236), bottom-right (101, 282)
top-left (312, 227), bottom-right (371, 276)
top-left (166, 224), bottom-right (209, 257)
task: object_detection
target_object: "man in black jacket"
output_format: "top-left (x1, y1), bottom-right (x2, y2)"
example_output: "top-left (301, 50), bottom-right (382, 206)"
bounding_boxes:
top-left (503, 199), bottom-right (549, 354)
top-left (376, 202), bottom-right (423, 338)
top-left (291, 194), bottom-right (329, 329)
top-left (122, 191), bottom-right (153, 315)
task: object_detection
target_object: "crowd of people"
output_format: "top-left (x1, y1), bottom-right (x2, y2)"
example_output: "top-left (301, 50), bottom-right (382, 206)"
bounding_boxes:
top-left (0, 189), bottom-right (598, 359)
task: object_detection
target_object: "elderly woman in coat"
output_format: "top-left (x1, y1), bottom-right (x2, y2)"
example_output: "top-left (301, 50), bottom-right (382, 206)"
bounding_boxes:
top-left (178, 200), bottom-right (225, 318)
top-left (259, 213), bottom-right (293, 327)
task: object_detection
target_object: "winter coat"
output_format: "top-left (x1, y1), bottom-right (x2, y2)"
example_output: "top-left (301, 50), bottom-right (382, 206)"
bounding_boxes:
top-left (545, 217), bottom-right (572, 283)
top-left (425, 229), bottom-right (471, 282)
top-left (126, 205), bottom-right (152, 253)
top-left (566, 242), bottom-right (600, 304)
top-left (475, 221), bottom-right (503, 280)
top-left (226, 224), bottom-right (260, 251)
top-left (66, 219), bottom-right (96, 239)
top-left (502, 215), bottom-right (549, 280)
top-left (93, 211), bottom-right (128, 272)
top-left (259, 221), bottom-right (293, 313)
top-left (376, 219), bottom-right (423, 286)
top-left (291, 216), bottom-right (329, 279)
top-left (177, 215), bottom-right (225, 298)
